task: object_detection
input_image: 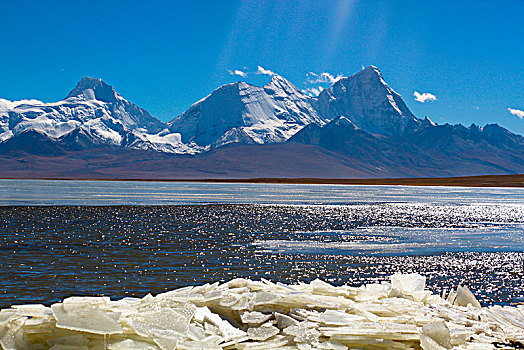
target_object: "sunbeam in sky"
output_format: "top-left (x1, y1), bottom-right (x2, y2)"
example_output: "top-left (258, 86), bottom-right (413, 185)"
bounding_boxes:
top-left (0, 0), bottom-right (522, 134)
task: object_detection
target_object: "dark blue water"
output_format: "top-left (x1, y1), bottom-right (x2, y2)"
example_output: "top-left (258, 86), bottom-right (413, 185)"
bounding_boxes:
top-left (0, 180), bottom-right (523, 308)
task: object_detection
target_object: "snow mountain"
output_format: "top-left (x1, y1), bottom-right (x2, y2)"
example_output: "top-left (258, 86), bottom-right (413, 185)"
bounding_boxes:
top-left (0, 77), bottom-right (202, 154)
top-left (0, 66), bottom-right (447, 154)
top-left (168, 75), bottom-right (326, 147)
top-left (2, 66), bottom-right (524, 178)
top-left (314, 66), bottom-right (422, 136)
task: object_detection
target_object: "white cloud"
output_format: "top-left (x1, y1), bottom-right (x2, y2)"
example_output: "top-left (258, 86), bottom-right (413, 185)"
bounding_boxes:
top-left (0, 98), bottom-right (44, 112)
top-left (302, 86), bottom-right (324, 97)
top-left (228, 69), bottom-right (247, 78)
top-left (508, 107), bottom-right (524, 119)
top-left (256, 66), bottom-right (276, 76)
top-left (413, 91), bottom-right (437, 103)
top-left (306, 72), bottom-right (343, 84)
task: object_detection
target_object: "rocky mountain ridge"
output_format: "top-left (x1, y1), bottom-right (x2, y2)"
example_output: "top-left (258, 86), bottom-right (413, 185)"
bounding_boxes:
top-left (1, 66), bottom-right (523, 178)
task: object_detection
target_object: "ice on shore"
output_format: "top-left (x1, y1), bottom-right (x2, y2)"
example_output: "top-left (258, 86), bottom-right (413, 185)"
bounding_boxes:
top-left (1, 274), bottom-right (523, 349)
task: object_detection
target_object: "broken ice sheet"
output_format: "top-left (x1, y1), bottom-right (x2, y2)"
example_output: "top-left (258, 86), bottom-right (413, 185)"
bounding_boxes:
top-left (128, 308), bottom-right (190, 337)
top-left (51, 303), bottom-right (123, 335)
top-left (253, 291), bottom-right (280, 306)
top-left (454, 285), bottom-right (482, 308)
top-left (421, 321), bottom-right (452, 349)
top-left (1, 273), bottom-right (523, 349)
top-left (391, 273), bottom-right (426, 293)
top-left (284, 321), bottom-right (321, 344)
top-left (108, 339), bottom-right (158, 349)
top-left (319, 309), bottom-right (367, 325)
top-left (240, 311), bottom-right (272, 325)
top-left (11, 304), bottom-right (53, 317)
top-left (177, 335), bottom-right (224, 350)
top-left (46, 334), bottom-right (90, 347)
top-left (247, 322), bottom-right (279, 340)
top-left (0, 318), bottom-right (33, 350)
top-left (274, 312), bottom-right (299, 329)
top-left (204, 311), bottom-right (247, 341)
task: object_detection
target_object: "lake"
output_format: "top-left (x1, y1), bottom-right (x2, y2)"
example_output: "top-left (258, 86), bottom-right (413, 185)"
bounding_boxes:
top-left (0, 179), bottom-right (523, 308)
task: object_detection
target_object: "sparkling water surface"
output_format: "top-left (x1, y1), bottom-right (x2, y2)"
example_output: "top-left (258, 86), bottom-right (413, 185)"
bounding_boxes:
top-left (0, 179), bottom-right (523, 308)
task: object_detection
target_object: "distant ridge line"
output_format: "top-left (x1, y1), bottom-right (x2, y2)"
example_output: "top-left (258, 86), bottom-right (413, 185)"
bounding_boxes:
top-left (2, 174), bottom-right (524, 188)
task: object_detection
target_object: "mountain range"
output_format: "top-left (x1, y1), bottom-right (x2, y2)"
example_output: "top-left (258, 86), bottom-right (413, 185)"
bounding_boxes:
top-left (1, 66), bottom-right (523, 179)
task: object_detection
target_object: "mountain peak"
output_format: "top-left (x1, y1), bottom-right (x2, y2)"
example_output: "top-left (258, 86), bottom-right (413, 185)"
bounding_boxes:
top-left (66, 77), bottom-right (119, 102)
top-left (351, 65), bottom-right (384, 82)
top-left (362, 65), bottom-right (380, 73)
top-left (331, 65), bottom-right (386, 90)
top-left (264, 74), bottom-right (302, 95)
top-left (315, 65), bottom-right (419, 136)
top-left (270, 74), bottom-right (290, 84)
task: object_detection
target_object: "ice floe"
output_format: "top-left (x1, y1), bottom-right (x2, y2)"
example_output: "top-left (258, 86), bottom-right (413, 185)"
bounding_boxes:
top-left (0, 274), bottom-right (523, 349)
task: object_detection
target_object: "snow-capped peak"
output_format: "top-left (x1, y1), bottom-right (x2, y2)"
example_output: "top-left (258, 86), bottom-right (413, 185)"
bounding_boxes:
top-left (315, 65), bottom-right (420, 135)
top-left (344, 65), bottom-right (389, 89)
top-left (169, 73), bottom-right (325, 147)
top-left (66, 77), bottom-right (119, 103)
top-left (360, 65), bottom-right (381, 75)
top-left (0, 77), bottom-right (198, 154)
top-left (265, 74), bottom-right (302, 94)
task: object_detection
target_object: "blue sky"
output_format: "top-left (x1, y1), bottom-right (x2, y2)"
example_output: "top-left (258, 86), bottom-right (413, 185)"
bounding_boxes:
top-left (1, 0), bottom-right (523, 134)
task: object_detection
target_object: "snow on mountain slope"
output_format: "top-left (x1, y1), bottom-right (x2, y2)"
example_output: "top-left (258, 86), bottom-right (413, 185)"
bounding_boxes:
top-left (168, 75), bottom-right (326, 147)
top-left (0, 78), bottom-right (202, 154)
top-left (3, 67), bottom-right (524, 179)
top-left (0, 67), bottom-right (429, 155)
top-left (314, 66), bottom-right (421, 136)
top-left (65, 77), bottom-right (164, 132)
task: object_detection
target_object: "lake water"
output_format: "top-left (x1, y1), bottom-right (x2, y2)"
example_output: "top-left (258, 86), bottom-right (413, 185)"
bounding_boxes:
top-left (0, 179), bottom-right (523, 308)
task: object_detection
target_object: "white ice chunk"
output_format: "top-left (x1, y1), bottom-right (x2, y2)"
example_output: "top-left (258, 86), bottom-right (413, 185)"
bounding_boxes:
top-left (319, 310), bottom-right (367, 325)
top-left (274, 312), bottom-right (299, 329)
top-left (108, 339), bottom-right (158, 349)
top-left (47, 334), bottom-right (89, 347)
top-left (284, 321), bottom-right (321, 344)
top-left (420, 333), bottom-right (448, 350)
top-left (391, 273), bottom-right (426, 293)
top-left (193, 306), bottom-right (212, 323)
top-left (51, 303), bottom-right (123, 335)
top-left (204, 311), bottom-right (247, 341)
top-left (177, 335), bottom-right (223, 349)
top-left (129, 308), bottom-right (190, 337)
top-left (240, 311), bottom-right (272, 325)
top-left (12, 304), bottom-right (53, 317)
top-left (253, 291), bottom-right (280, 305)
top-left (247, 322), bottom-right (280, 340)
top-left (454, 286), bottom-right (482, 308)
top-left (422, 321), bottom-right (452, 349)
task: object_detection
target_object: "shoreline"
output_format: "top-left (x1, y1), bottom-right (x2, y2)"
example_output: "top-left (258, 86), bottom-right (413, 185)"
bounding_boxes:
top-left (1, 173), bottom-right (524, 187)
